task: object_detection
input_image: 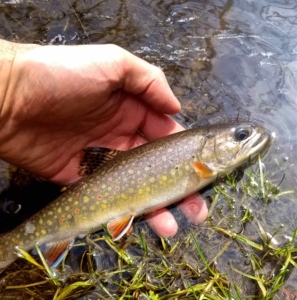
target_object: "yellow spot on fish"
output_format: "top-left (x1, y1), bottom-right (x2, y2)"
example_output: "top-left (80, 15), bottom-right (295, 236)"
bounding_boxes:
top-left (170, 169), bottom-right (176, 176)
top-left (178, 170), bottom-right (184, 176)
top-left (162, 176), bottom-right (167, 181)
top-left (48, 211), bottom-right (53, 216)
top-left (185, 165), bottom-right (190, 170)
top-left (129, 188), bottom-right (134, 193)
top-left (35, 232), bottom-right (40, 237)
top-left (102, 184), bottom-right (106, 189)
top-left (139, 189), bottom-right (143, 195)
top-left (67, 214), bottom-right (72, 219)
top-left (47, 220), bottom-right (53, 225)
top-left (41, 229), bottom-right (46, 235)
top-left (68, 197), bottom-right (72, 202)
top-left (65, 206), bottom-right (70, 211)
top-left (57, 207), bottom-right (62, 213)
top-left (102, 204), bottom-right (107, 209)
top-left (121, 194), bottom-right (127, 199)
top-left (74, 201), bottom-right (78, 205)
top-left (149, 177), bottom-right (155, 183)
top-left (39, 219), bottom-right (43, 225)
top-left (90, 205), bottom-right (95, 210)
top-left (128, 169), bottom-right (133, 174)
top-left (82, 206), bottom-right (87, 211)
top-left (146, 187), bottom-right (151, 192)
top-left (84, 196), bottom-right (89, 203)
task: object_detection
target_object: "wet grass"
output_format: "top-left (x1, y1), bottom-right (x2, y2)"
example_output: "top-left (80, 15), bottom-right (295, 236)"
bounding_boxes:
top-left (0, 157), bottom-right (296, 299)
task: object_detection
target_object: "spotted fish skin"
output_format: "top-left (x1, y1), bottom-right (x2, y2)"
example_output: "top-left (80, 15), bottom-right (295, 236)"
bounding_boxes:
top-left (0, 123), bottom-right (271, 269)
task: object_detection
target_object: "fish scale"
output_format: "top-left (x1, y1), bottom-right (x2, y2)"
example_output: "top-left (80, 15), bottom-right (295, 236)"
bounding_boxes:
top-left (0, 123), bottom-right (272, 270)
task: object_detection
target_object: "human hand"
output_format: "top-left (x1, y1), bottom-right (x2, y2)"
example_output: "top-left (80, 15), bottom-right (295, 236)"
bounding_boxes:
top-left (0, 41), bottom-right (208, 237)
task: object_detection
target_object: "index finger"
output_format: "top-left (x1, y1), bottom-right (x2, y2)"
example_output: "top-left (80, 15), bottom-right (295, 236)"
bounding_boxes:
top-left (139, 108), bottom-right (186, 141)
top-left (120, 47), bottom-right (181, 115)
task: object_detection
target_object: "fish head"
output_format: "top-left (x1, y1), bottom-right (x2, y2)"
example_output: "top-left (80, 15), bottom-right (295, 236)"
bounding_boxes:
top-left (198, 122), bottom-right (272, 175)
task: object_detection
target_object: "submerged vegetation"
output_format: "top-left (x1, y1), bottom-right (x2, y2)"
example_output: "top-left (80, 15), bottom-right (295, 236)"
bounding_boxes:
top-left (0, 157), bottom-right (296, 299)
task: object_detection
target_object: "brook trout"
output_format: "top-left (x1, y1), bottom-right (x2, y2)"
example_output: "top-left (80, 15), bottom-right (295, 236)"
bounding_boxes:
top-left (0, 122), bottom-right (271, 270)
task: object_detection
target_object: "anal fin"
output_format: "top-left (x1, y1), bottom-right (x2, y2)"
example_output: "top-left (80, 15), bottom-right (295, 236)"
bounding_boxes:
top-left (41, 238), bottom-right (74, 267)
top-left (107, 215), bottom-right (134, 241)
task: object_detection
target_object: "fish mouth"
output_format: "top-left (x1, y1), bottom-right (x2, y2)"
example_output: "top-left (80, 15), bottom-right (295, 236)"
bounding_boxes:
top-left (249, 131), bottom-right (273, 161)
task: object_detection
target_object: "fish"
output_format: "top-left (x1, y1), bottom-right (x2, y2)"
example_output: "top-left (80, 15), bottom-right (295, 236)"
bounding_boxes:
top-left (0, 122), bottom-right (272, 270)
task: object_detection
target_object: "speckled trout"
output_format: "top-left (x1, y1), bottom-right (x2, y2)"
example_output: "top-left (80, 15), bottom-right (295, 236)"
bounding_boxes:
top-left (0, 122), bottom-right (271, 270)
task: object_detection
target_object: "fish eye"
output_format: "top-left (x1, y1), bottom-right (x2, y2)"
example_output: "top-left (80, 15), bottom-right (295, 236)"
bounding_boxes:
top-left (234, 127), bottom-right (250, 141)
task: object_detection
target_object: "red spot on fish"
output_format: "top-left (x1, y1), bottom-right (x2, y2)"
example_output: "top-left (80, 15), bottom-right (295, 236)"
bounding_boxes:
top-left (59, 219), bottom-right (64, 224)
top-left (158, 167), bottom-right (161, 171)
top-left (75, 209), bottom-right (80, 213)
top-left (93, 186), bottom-right (98, 191)
top-left (115, 187), bottom-right (120, 191)
top-left (138, 179), bottom-right (142, 183)
top-left (98, 195), bottom-right (102, 199)
top-left (76, 193), bottom-right (80, 197)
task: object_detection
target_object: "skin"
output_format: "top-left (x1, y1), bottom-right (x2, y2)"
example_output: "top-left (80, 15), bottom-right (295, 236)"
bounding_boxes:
top-left (0, 40), bottom-right (208, 238)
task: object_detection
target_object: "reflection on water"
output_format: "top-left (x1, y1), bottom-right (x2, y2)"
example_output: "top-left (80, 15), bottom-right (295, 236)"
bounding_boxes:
top-left (0, 0), bottom-right (296, 298)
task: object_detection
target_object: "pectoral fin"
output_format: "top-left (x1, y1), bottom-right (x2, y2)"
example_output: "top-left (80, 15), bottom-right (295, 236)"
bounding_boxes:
top-left (107, 215), bottom-right (134, 241)
top-left (41, 238), bottom-right (74, 267)
top-left (193, 161), bottom-right (213, 179)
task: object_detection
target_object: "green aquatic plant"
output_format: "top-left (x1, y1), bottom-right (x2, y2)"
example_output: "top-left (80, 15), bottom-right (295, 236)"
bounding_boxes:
top-left (1, 157), bottom-right (296, 299)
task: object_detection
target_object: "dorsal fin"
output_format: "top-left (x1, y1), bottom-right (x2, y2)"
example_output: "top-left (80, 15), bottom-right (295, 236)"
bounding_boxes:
top-left (79, 147), bottom-right (123, 176)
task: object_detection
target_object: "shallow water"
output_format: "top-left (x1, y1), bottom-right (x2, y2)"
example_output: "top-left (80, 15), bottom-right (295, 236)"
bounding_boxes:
top-left (0, 0), bottom-right (296, 299)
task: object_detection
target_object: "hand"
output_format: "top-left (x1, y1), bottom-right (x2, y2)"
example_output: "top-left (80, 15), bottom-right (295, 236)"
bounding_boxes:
top-left (0, 41), bottom-right (208, 237)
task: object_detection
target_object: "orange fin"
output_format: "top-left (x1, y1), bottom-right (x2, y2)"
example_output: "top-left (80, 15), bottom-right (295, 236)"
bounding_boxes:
top-left (79, 147), bottom-right (123, 176)
top-left (126, 225), bottom-right (133, 235)
top-left (42, 238), bottom-right (74, 267)
top-left (193, 161), bottom-right (213, 179)
top-left (107, 215), bottom-right (134, 241)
